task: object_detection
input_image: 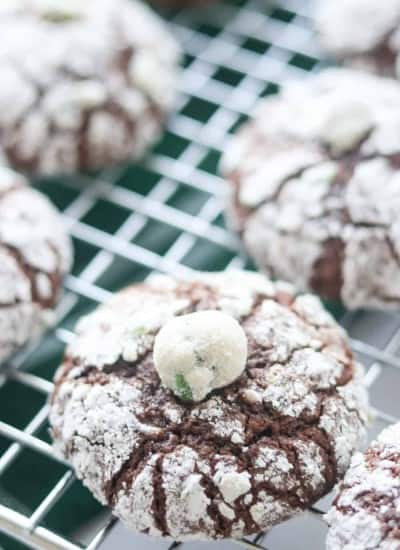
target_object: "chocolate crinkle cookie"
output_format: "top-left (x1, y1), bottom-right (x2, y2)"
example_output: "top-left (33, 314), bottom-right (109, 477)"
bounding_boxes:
top-left (49, 270), bottom-right (368, 541)
top-left (0, 166), bottom-right (72, 364)
top-left (316, 0), bottom-right (400, 77)
top-left (222, 68), bottom-right (400, 311)
top-left (0, 0), bottom-right (181, 174)
top-left (326, 422), bottom-right (400, 550)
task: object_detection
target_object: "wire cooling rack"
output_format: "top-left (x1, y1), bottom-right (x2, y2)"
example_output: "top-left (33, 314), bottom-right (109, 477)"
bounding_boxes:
top-left (0, 0), bottom-right (400, 548)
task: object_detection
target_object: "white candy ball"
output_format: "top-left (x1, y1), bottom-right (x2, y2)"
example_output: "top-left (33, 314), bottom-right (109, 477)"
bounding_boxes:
top-left (320, 99), bottom-right (373, 155)
top-left (153, 310), bottom-right (248, 402)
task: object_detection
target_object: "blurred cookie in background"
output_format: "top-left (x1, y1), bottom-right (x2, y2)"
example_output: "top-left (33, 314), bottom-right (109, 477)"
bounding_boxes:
top-left (0, 0), bottom-right (181, 175)
top-left (222, 68), bottom-right (400, 311)
top-left (316, 0), bottom-right (400, 76)
top-left (0, 166), bottom-right (73, 364)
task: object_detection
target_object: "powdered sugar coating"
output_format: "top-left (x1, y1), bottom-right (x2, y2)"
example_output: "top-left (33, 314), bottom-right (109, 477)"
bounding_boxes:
top-left (316, 0), bottom-right (400, 77)
top-left (0, 0), bottom-right (180, 174)
top-left (222, 69), bottom-right (400, 310)
top-left (49, 270), bottom-right (368, 540)
top-left (0, 166), bottom-right (72, 363)
top-left (326, 422), bottom-right (400, 549)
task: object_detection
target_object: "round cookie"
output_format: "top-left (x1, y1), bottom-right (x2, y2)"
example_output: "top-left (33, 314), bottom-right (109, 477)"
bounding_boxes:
top-left (0, 0), bottom-right (181, 174)
top-left (326, 422), bottom-right (400, 550)
top-left (315, 0), bottom-right (400, 77)
top-left (0, 166), bottom-right (72, 364)
top-left (222, 68), bottom-right (400, 310)
top-left (49, 270), bottom-right (368, 541)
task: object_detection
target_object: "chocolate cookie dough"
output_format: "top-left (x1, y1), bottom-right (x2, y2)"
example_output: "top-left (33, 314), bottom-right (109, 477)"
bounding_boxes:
top-left (326, 422), bottom-right (400, 550)
top-left (50, 270), bottom-right (368, 540)
top-left (222, 68), bottom-right (400, 310)
top-left (316, 0), bottom-right (400, 76)
top-left (0, 0), bottom-right (180, 174)
top-left (0, 166), bottom-right (72, 363)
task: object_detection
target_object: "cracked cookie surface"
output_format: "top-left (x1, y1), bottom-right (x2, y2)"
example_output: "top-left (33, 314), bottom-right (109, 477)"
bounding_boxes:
top-left (222, 69), bottom-right (400, 310)
top-left (326, 422), bottom-right (400, 550)
top-left (315, 0), bottom-right (400, 77)
top-left (0, 166), bottom-right (72, 363)
top-left (50, 270), bottom-right (368, 540)
top-left (0, 0), bottom-right (180, 174)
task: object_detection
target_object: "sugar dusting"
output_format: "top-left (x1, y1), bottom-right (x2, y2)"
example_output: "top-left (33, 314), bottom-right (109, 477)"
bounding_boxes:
top-left (326, 422), bottom-right (400, 549)
top-left (0, 166), bottom-right (72, 363)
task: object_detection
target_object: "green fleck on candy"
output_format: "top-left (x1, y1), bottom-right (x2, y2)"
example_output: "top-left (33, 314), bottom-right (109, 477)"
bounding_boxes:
top-left (175, 374), bottom-right (193, 402)
top-left (134, 326), bottom-right (147, 336)
top-left (39, 2), bottom-right (85, 23)
top-left (42, 11), bottom-right (80, 22)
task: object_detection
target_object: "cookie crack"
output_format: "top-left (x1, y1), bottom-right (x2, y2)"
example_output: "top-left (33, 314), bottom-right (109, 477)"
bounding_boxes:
top-left (151, 454), bottom-right (168, 535)
top-left (0, 241), bottom-right (60, 309)
top-left (236, 148), bottom-right (400, 252)
top-left (101, 389), bottom-right (341, 510)
top-left (232, 158), bottom-right (322, 234)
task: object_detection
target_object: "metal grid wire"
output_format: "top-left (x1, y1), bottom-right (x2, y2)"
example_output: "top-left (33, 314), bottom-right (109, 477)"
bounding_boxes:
top-left (0, 0), bottom-right (399, 548)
